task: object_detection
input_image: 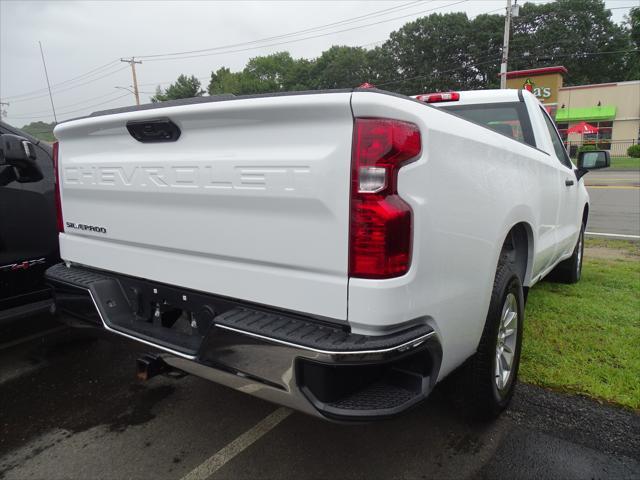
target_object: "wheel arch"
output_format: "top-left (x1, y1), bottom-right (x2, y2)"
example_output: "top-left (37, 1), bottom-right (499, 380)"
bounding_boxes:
top-left (500, 221), bottom-right (534, 288)
top-left (582, 203), bottom-right (589, 226)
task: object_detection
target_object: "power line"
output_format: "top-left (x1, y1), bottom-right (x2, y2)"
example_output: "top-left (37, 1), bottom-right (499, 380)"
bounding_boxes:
top-left (6, 65), bottom-right (130, 104)
top-left (142, 0), bottom-right (576, 66)
top-left (0, 2), bottom-right (433, 103)
top-left (136, 0), bottom-right (426, 59)
top-left (376, 48), bottom-right (639, 88)
top-left (15, 90), bottom-right (132, 117)
top-left (141, 1), bottom-right (470, 63)
top-left (0, 0), bottom-right (579, 104)
top-left (9, 92), bottom-right (131, 120)
top-left (2, 59), bottom-right (120, 101)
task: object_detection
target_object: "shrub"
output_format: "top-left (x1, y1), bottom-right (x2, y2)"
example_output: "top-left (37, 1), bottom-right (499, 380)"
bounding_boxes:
top-left (627, 145), bottom-right (640, 158)
top-left (577, 144), bottom-right (597, 154)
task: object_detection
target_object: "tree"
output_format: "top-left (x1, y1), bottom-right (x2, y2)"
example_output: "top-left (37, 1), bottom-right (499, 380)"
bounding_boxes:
top-left (467, 13), bottom-right (504, 89)
top-left (509, 0), bottom-right (631, 85)
top-left (380, 12), bottom-right (480, 95)
top-left (208, 67), bottom-right (246, 95)
top-left (204, 0), bottom-right (637, 97)
top-left (151, 74), bottom-right (204, 102)
top-left (311, 46), bottom-right (372, 89)
top-left (624, 7), bottom-right (640, 80)
top-left (208, 53), bottom-right (314, 95)
top-left (244, 51), bottom-right (295, 92)
top-left (20, 121), bottom-right (56, 142)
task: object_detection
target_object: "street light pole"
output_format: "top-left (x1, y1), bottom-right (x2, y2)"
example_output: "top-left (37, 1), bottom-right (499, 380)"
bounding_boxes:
top-left (500, 0), bottom-right (513, 89)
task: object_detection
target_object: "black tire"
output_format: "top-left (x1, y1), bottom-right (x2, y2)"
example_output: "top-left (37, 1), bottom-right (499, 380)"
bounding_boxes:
top-left (466, 256), bottom-right (524, 419)
top-left (551, 224), bottom-right (585, 284)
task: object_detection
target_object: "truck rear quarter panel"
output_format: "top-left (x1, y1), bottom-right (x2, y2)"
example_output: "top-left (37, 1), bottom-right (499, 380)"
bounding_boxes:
top-left (350, 91), bottom-right (555, 379)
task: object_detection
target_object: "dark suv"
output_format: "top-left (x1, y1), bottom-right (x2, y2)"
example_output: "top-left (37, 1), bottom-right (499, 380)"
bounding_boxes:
top-left (0, 121), bottom-right (59, 321)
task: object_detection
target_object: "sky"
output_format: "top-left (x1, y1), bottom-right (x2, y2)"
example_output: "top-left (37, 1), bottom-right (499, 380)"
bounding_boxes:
top-left (0, 0), bottom-right (636, 127)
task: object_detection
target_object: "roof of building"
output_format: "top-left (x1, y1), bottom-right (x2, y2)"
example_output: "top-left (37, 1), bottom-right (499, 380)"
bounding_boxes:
top-left (504, 66), bottom-right (568, 79)
top-left (559, 80), bottom-right (640, 91)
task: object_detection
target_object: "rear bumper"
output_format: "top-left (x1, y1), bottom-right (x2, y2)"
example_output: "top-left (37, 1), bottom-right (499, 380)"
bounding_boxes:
top-left (45, 263), bottom-right (442, 421)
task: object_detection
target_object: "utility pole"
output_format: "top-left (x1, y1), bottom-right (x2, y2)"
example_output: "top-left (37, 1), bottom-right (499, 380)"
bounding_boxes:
top-left (39, 41), bottom-right (58, 123)
top-left (120, 57), bottom-right (142, 105)
top-left (500, 0), bottom-right (513, 89)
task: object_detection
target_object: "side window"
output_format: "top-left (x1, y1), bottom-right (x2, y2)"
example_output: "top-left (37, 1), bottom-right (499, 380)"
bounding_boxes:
top-left (440, 102), bottom-right (536, 147)
top-left (540, 107), bottom-right (572, 169)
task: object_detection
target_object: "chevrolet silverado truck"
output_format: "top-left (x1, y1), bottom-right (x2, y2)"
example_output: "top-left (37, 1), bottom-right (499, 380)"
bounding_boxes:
top-left (45, 88), bottom-right (609, 421)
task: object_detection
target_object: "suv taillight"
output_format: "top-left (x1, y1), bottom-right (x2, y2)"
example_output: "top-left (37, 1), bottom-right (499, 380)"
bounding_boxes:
top-left (52, 141), bottom-right (64, 232)
top-left (349, 118), bottom-right (421, 279)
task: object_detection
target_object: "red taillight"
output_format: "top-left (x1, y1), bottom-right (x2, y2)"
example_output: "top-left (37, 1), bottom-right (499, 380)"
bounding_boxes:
top-left (416, 92), bottom-right (460, 103)
top-left (349, 118), bottom-right (421, 279)
top-left (52, 141), bottom-right (64, 232)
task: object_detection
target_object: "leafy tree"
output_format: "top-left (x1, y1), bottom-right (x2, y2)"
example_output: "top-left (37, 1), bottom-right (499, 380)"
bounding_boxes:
top-left (203, 0), bottom-right (636, 97)
top-left (208, 67), bottom-right (247, 95)
top-left (244, 52), bottom-right (295, 92)
top-left (467, 13), bottom-right (504, 89)
top-left (381, 12), bottom-right (479, 95)
top-left (363, 46), bottom-right (397, 87)
top-left (151, 74), bottom-right (204, 102)
top-left (311, 46), bottom-right (372, 89)
top-left (624, 7), bottom-right (640, 80)
top-left (208, 53), bottom-right (314, 95)
top-left (509, 0), bottom-right (631, 85)
top-left (630, 7), bottom-right (640, 47)
top-left (19, 121), bottom-right (55, 142)
top-left (283, 58), bottom-right (314, 91)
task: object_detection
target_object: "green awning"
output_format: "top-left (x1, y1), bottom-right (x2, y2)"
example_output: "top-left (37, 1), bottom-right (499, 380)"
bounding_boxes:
top-left (555, 105), bottom-right (616, 122)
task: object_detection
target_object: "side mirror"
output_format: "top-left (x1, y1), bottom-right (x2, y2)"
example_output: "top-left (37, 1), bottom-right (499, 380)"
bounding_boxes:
top-left (576, 150), bottom-right (610, 180)
top-left (0, 134), bottom-right (43, 182)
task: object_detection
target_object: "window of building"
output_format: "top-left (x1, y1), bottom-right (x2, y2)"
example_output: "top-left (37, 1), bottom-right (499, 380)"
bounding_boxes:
top-left (582, 120), bottom-right (613, 148)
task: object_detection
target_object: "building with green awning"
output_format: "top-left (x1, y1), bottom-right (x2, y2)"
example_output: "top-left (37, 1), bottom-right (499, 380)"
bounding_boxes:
top-left (555, 105), bottom-right (617, 123)
top-left (556, 80), bottom-right (640, 152)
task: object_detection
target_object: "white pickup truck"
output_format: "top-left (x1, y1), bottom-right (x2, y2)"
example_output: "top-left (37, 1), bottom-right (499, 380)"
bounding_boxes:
top-left (46, 87), bottom-right (609, 421)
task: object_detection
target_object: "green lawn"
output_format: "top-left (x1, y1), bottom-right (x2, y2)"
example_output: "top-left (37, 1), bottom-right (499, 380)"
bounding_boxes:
top-left (610, 156), bottom-right (640, 170)
top-left (520, 239), bottom-right (640, 410)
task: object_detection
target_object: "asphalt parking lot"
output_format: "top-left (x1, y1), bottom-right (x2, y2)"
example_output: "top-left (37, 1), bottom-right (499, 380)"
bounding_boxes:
top-left (1, 319), bottom-right (639, 480)
top-left (1, 170), bottom-right (638, 480)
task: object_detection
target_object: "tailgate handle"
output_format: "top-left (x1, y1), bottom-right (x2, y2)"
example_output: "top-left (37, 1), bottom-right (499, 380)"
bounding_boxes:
top-left (127, 118), bottom-right (181, 143)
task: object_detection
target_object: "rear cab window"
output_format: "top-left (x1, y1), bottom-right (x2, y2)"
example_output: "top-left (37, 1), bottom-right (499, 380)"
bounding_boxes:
top-left (440, 102), bottom-right (536, 148)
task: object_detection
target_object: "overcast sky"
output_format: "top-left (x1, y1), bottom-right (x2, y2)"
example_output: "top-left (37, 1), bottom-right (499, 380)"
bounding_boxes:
top-left (0, 0), bottom-right (635, 127)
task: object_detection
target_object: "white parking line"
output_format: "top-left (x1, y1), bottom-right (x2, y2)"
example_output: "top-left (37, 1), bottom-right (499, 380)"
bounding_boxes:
top-left (586, 231), bottom-right (640, 240)
top-left (180, 407), bottom-right (292, 480)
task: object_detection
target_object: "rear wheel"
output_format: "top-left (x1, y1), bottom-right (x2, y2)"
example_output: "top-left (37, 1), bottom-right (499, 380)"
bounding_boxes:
top-left (466, 257), bottom-right (524, 418)
top-left (551, 224), bottom-right (585, 284)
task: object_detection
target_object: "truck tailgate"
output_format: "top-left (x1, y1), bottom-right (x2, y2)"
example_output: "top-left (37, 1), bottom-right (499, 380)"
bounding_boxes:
top-left (54, 92), bottom-right (354, 320)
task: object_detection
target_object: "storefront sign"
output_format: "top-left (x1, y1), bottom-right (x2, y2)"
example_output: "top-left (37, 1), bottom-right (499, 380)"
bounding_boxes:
top-left (505, 66), bottom-right (567, 105)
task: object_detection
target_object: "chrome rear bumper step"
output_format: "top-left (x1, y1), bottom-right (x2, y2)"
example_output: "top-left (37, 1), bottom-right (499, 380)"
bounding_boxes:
top-left (46, 263), bottom-right (442, 421)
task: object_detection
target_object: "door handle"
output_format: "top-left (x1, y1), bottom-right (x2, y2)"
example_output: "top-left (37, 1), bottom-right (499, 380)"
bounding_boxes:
top-left (565, 179), bottom-right (575, 186)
